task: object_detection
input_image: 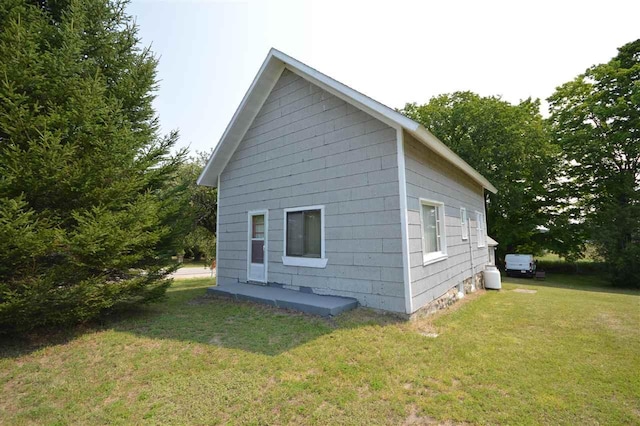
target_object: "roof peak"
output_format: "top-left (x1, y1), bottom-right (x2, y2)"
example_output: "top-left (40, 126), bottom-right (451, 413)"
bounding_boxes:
top-left (198, 48), bottom-right (497, 194)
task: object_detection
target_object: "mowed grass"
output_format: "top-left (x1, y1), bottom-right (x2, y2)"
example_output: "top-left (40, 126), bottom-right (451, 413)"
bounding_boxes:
top-left (1, 275), bottom-right (639, 425)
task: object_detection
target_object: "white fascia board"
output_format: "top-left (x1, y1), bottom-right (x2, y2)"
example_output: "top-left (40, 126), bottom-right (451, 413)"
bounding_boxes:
top-left (198, 48), bottom-right (498, 196)
top-left (396, 129), bottom-right (413, 315)
top-left (273, 49), bottom-right (417, 132)
top-left (272, 49), bottom-right (496, 194)
top-left (197, 50), bottom-right (285, 187)
top-left (215, 174), bottom-right (220, 265)
top-left (408, 126), bottom-right (498, 194)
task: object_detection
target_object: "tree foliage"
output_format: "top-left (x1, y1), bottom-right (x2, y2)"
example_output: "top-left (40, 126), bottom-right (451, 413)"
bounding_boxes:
top-left (0, 0), bottom-right (188, 332)
top-left (548, 39), bottom-right (640, 285)
top-left (175, 151), bottom-right (217, 262)
top-left (401, 93), bottom-right (562, 260)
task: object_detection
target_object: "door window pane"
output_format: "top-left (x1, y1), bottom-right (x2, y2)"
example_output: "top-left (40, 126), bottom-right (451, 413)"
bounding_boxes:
top-left (251, 240), bottom-right (264, 263)
top-left (287, 209), bottom-right (321, 258)
top-left (252, 215), bottom-right (264, 238)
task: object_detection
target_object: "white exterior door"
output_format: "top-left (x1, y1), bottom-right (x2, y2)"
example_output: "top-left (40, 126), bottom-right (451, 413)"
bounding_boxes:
top-left (247, 210), bottom-right (268, 283)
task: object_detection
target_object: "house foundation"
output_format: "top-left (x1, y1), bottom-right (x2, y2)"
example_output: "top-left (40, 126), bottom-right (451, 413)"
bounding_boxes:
top-left (410, 271), bottom-right (485, 320)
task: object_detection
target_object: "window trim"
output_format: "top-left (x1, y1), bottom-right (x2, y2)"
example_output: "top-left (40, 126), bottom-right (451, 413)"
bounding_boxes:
top-left (419, 198), bottom-right (448, 265)
top-left (476, 211), bottom-right (486, 248)
top-left (460, 207), bottom-right (468, 240)
top-left (282, 205), bottom-right (328, 268)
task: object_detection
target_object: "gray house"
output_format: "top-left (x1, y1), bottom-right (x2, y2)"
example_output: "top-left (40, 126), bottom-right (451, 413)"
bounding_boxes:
top-left (198, 49), bottom-right (497, 316)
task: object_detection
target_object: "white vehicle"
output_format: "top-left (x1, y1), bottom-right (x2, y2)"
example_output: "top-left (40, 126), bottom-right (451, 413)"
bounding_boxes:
top-left (505, 254), bottom-right (536, 278)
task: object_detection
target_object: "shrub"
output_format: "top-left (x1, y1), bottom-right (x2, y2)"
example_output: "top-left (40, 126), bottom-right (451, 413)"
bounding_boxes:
top-left (535, 260), bottom-right (607, 275)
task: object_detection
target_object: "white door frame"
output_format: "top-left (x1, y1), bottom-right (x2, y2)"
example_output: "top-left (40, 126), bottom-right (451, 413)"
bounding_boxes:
top-left (247, 209), bottom-right (268, 283)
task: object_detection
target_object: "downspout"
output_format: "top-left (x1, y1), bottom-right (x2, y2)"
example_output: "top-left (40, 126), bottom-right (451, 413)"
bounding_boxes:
top-left (467, 225), bottom-right (475, 293)
top-left (216, 174), bottom-right (221, 280)
top-left (459, 216), bottom-right (474, 299)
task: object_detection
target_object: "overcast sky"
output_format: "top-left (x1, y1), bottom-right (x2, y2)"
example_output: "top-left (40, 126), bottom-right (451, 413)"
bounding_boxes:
top-left (127, 0), bottom-right (640, 155)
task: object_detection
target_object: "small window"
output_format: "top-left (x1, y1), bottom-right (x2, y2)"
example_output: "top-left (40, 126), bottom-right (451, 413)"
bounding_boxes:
top-left (476, 211), bottom-right (486, 248)
top-left (283, 206), bottom-right (328, 268)
top-left (460, 207), bottom-right (468, 240)
top-left (419, 199), bottom-right (447, 265)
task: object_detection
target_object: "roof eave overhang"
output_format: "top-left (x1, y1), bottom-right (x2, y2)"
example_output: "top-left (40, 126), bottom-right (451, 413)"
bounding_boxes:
top-left (198, 48), bottom-right (498, 195)
top-left (408, 126), bottom-right (498, 194)
top-left (197, 50), bottom-right (285, 186)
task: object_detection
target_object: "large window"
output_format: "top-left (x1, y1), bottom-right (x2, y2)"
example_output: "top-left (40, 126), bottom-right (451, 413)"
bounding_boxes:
top-left (420, 199), bottom-right (447, 265)
top-left (283, 206), bottom-right (327, 268)
top-left (287, 210), bottom-right (321, 257)
top-left (476, 211), bottom-right (486, 248)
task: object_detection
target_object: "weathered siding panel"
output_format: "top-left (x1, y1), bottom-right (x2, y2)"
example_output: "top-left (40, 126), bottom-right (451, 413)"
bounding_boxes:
top-left (403, 131), bottom-right (489, 311)
top-left (217, 69), bottom-right (404, 312)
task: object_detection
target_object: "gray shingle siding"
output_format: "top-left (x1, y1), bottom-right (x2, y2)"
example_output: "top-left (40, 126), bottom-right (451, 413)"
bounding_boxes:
top-left (403, 132), bottom-right (489, 311)
top-left (217, 69), bottom-right (404, 312)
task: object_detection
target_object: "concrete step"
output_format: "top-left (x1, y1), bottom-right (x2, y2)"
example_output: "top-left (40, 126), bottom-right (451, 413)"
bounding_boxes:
top-left (207, 283), bottom-right (358, 317)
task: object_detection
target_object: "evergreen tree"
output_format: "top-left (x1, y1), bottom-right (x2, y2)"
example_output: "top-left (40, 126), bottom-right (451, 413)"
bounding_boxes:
top-left (0, 0), bottom-right (187, 331)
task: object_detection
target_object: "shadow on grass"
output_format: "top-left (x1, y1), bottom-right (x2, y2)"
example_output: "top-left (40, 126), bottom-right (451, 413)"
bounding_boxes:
top-left (503, 273), bottom-right (640, 296)
top-left (0, 326), bottom-right (94, 360)
top-left (109, 285), bottom-right (404, 356)
top-left (0, 282), bottom-right (403, 359)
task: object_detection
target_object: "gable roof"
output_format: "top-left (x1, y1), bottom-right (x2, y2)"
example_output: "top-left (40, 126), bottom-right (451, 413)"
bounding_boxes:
top-left (198, 48), bottom-right (497, 194)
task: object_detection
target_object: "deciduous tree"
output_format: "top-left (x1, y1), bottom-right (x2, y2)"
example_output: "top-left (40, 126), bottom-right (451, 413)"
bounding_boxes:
top-left (401, 93), bottom-right (562, 261)
top-left (175, 151), bottom-right (217, 262)
top-left (548, 39), bottom-right (640, 285)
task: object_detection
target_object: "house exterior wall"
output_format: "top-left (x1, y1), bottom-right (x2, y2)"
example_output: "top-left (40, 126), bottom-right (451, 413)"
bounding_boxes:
top-left (403, 131), bottom-right (489, 311)
top-left (216, 69), bottom-right (406, 312)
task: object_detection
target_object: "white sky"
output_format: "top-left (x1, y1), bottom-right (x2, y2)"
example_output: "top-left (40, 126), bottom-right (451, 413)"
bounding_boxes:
top-left (127, 0), bottom-right (640, 154)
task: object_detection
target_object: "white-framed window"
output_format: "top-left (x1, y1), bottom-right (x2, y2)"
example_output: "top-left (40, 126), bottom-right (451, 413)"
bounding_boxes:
top-left (282, 205), bottom-right (328, 268)
top-left (419, 199), bottom-right (447, 265)
top-left (460, 207), bottom-right (468, 240)
top-left (476, 211), bottom-right (486, 248)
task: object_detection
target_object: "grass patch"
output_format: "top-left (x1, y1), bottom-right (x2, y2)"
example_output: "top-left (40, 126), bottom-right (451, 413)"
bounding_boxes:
top-left (536, 252), bottom-right (563, 262)
top-left (177, 260), bottom-right (210, 268)
top-left (1, 276), bottom-right (638, 424)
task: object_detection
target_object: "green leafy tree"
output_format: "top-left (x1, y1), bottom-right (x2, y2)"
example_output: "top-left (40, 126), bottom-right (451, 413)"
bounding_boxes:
top-left (175, 151), bottom-right (217, 263)
top-left (0, 0), bottom-right (188, 332)
top-left (401, 93), bottom-right (563, 261)
top-left (548, 40), bottom-right (640, 285)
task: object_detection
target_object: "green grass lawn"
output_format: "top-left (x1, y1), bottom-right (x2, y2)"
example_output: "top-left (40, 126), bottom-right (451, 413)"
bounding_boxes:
top-left (1, 275), bottom-right (639, 425)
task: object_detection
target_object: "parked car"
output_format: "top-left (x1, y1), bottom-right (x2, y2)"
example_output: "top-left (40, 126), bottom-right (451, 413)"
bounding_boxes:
top-left (505, 254), bottom-right (536, 278)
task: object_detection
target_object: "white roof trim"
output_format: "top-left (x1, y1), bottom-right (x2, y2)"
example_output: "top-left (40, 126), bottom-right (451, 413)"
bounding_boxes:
top-left (197, 52), bottom-right (285, 186)
top-left (487, 236), bottom-right (499, 246)
top-left (198, 48), bottom-right (497, 194)
top-left (408, 126), bottom-right (497, 193)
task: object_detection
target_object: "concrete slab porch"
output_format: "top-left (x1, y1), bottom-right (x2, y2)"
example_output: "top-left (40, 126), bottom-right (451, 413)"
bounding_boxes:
top-left (207, 283), bottom-right (359, 317)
